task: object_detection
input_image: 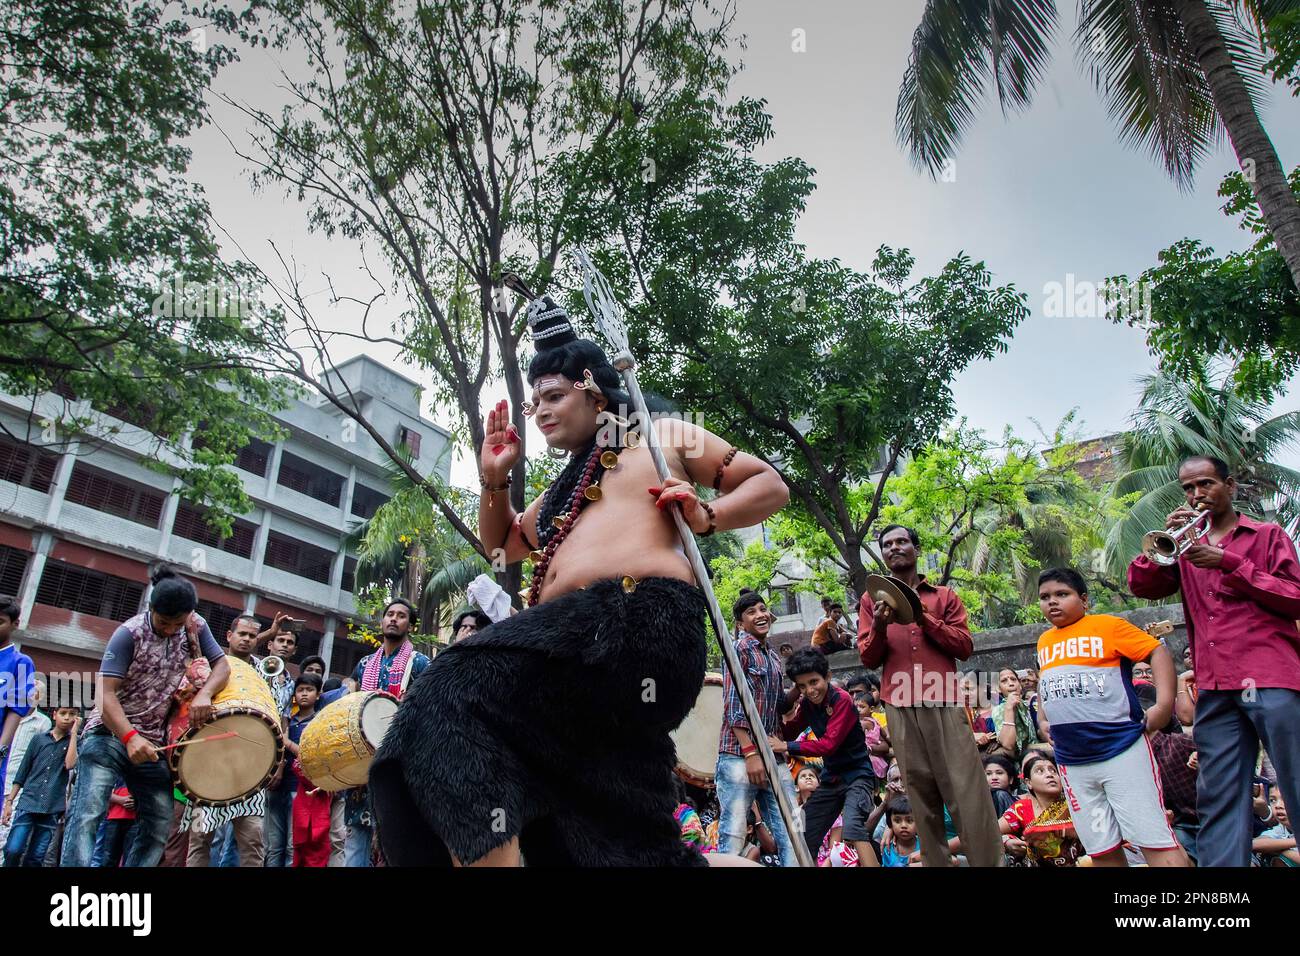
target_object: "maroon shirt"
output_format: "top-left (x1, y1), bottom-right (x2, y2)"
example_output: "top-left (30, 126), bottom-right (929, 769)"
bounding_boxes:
top-left (857, 576), bottom-right (973, 707)
top-left (1127, 513), bottom-right (1300, 693)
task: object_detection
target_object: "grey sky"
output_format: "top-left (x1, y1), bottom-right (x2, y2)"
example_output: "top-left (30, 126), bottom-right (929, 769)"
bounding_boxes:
top-left (188, 0), bottom-right (1300, 488)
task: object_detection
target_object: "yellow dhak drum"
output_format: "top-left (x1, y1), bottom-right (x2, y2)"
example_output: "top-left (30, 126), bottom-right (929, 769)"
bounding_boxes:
top-left (298, 691), bottom-right (399, 792)
top-left (170, 657), bottom-right (285, 806)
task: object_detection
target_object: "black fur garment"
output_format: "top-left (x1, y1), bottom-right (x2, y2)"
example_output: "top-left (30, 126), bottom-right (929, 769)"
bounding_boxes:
top-left (370, 576), bottom-right (709, 867)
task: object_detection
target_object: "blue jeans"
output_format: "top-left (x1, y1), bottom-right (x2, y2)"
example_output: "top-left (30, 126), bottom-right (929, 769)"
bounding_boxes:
top-left (3, 809), bottom-right (60, 867)
top-left (91, 818), bottom-right (137, 867)
top-left (264, 787), bottom-right (294, 867)
top-left (344, 824), bottom-right (372, 867)
top-left (715, 753), bottom-right (800, 866)
top-left (213, 822), bottom-right (239, 867)
top-left (1195, 688), bottom-right (1300, 867)
top-left (60, 732), bottom-right (174, 867)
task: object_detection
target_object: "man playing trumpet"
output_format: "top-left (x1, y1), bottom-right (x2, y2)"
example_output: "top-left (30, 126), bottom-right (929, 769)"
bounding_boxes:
top-left (1128, 455), bottom-right (1300, 867)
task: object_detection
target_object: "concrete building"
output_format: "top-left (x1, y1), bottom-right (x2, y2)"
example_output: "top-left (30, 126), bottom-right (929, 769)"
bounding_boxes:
top-left (0, 355), bottom-right (450, 692)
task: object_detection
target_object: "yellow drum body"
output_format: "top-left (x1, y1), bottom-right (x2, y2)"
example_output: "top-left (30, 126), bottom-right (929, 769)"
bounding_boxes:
top-left (171, 657), bottom-right (284, 806)
top-left (298, 691), bottom-right (399, 792)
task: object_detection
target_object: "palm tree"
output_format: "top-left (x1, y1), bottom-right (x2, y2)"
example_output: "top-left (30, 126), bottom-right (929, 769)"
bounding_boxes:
top-left (349, 451), bottom-right (488, 641)
top-left (1102, 365), bottom-right (1300, 577)
top-left (896, 1), bottom-right (1300, 290)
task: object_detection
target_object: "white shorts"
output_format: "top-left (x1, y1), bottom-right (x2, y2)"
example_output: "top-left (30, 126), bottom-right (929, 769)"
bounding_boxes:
top-left (1058, 735), bottom-right (1178, 855)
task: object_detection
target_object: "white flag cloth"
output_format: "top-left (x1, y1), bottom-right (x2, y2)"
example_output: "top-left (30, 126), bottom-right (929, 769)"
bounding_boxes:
top-left (466, 573), bottom-right (512, 623)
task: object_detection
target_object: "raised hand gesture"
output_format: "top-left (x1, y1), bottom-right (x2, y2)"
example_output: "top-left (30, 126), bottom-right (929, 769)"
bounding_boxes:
top-left (481, 399), bottom-right (521, 482)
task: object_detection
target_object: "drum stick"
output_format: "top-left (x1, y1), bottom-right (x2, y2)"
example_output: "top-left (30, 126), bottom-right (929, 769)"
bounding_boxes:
top-left (157, 731), bottom-right (239, 751)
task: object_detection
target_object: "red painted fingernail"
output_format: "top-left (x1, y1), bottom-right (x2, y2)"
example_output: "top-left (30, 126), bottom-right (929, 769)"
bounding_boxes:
top-left (648, 487), bottom-right (661, 495)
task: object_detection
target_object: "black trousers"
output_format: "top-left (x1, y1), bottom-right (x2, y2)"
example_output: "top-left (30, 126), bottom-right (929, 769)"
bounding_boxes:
top-left (801, 774), bottom-right (876, 856)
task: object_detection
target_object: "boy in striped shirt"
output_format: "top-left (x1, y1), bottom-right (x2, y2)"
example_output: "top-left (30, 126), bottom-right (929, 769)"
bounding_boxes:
top-left (1034, 567), bottom-right (1189, 866)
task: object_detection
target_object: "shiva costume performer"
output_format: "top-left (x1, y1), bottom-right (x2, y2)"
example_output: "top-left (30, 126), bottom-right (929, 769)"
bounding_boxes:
top-left (369, 296), bottom-right (709, 867)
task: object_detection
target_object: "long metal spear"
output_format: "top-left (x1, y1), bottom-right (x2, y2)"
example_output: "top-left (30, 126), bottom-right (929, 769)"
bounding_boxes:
top-left (568, 248), bottom-right (813, 868)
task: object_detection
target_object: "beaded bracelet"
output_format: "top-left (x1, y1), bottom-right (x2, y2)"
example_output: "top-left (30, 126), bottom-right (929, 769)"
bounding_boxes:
top-left (698, 500), bottom-right (717, 537)
top-left (713, 447), bottom-right (739, 491)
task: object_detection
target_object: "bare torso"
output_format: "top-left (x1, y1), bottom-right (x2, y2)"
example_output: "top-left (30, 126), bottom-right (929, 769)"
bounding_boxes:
top-left (525, 440), bottom-right (695, 602)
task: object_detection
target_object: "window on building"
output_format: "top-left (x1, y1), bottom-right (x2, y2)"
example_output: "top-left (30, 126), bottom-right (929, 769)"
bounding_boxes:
top-left (171, 502), bottom-right (257, 559)
top-left (350, 483), bottom-right (388, 520)
top-left (769, 586), bottom-right (798, 618)
top-left (0, 437), bottom-right (59, 493)
top-left (64, 462), bottom-right (166, 527)
top-left (195, 600), bottom-right (245, 642)
top-left (296, 625), bottom-right (324, 662)
top-left (35, 561), bottom-right (144, 622)
top-left (276, 451), bottom-right (344, 507)
top-left (0, 544), bottom-right (30, 595)
top-left (263, 531), bottom-right (333, 584)
top-left (235, 439), bottom-right (273, 477)
top-left (398, 426), bottom-right (421, 459)
top-left (330, 634), bottom-right (371, 680)
top-left (341, 556), bottom-right (357, 593)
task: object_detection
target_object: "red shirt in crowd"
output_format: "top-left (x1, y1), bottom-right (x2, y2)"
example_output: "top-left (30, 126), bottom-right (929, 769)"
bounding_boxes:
top-left (857, 576), bottom-right (973, 707)
top-left (106, 786), bottom-right (135, 821)
top-left (1127, 513), bottom-right (1300, 693)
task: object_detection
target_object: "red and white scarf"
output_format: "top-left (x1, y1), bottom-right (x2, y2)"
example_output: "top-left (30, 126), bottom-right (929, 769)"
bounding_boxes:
top-left (361, 640), bottom-right (414, 698)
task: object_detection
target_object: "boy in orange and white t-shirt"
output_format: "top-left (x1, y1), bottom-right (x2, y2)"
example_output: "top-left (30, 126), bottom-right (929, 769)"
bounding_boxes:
top-left (1034, 567), bottom-right (1189, 867)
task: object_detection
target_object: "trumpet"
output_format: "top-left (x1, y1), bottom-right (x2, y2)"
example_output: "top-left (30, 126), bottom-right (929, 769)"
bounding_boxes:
top-left (258, 655), bottom-right (285, 679)
top-left (1142, 506), bottom-right (1212, 565)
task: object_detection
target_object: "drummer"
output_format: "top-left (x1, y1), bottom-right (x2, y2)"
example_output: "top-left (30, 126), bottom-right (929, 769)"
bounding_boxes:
top-left (340, 599), bottom-right (431, 867)
top-left (60, 567), bottom-right (230, 867)
top-left (186, 613), bottom-right (278, 867)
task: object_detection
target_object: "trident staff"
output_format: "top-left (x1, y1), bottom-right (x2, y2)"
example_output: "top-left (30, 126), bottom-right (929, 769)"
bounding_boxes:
top-left (531, 248), bottom-right (813, 868)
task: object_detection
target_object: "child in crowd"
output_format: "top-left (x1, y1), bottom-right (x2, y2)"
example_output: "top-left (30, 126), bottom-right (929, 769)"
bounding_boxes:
top-left (769, 648), bottom-right (880, 866)
top-left (289, 674), bottom-right (331, 867)
top-left (880, 795), bottom-right (920, 867)
top-left (1000, 752), bottom-right (1082, 866)
top-left (0, 597), bottom-right (37, 790)
top-left (2, 706), bottom-right (78, 867)
top-left (983, 754), bottom-right (1019, 816)
top-left (795, 766), bottom-right (820, 808)
top-left (1253, 789), bottom-right (1297, 867)
top-left (1034, 567), bottom-right (1187, 867)
top-left (93, 780), bottom-right (137, 867)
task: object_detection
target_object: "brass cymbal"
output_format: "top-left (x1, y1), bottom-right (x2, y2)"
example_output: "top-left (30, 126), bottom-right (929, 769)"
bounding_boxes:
top-left (865, 574), bottom-right (921, 625)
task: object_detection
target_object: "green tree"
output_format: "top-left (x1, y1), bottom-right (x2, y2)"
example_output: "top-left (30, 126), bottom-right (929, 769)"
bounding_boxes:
top-left (896, 1), bottom-right (1300, 291)
top-left (1109, 164), bottom-right (1300, 402)
top-left (1102, 365), bottom-right (1300, 577)
top-left (567, 97), bottom-right (1026, 598)
top-left (0, 0), bottom-right (291, 528)
top-left (236, 0), bottom-right (739, 591)
top-left (881, 419), bottom-right (1134, 629)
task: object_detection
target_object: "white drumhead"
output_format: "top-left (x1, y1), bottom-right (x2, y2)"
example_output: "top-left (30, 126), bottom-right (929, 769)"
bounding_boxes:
top-left (177, 713), bottom-right (278, 803)
top-left (359, 693), bottom-right (398, 749)
top-left (671, 678), bottom-right (724, 779)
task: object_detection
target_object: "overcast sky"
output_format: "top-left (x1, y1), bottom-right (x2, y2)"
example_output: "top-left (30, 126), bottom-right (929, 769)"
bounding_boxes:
top-left (188, 0), bottom-right (1300, 487)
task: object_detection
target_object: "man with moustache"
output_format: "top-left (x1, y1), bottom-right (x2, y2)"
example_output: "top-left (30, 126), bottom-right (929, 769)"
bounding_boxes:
top-left (342, 599), bottom-right (430, 866)
top-left (1128, 455), bottom-right (1300, 867)
top-left (858, 524), bottom-right (1003, 867)
top-left (715, 592), bottom-right (800, 866)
